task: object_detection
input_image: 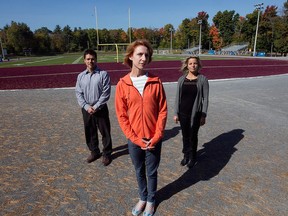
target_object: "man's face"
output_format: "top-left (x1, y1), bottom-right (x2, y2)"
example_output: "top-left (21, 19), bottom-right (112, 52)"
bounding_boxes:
top-left (84, 54), bottom-right (96, 72)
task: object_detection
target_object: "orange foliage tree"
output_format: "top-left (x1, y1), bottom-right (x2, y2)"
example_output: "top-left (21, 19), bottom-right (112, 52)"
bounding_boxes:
top-left (209, 25), bottom-right (222, 50)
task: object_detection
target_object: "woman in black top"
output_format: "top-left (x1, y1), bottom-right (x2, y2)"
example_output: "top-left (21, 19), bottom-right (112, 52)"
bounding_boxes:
top-left (174, 56), bottom-right (209, 168)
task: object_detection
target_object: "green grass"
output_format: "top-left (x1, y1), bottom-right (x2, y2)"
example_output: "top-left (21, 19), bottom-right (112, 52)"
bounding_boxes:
top-left (0, 53), bottom-right (82, 68)
top-left (0, 52), bottom-right (239, 68)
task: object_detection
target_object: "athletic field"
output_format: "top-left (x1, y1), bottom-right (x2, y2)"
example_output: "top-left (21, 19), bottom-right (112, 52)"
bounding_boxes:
top-left (0, 56), bottom-right (287, 215)
top-left (0, 57), bottom-right (287, 90)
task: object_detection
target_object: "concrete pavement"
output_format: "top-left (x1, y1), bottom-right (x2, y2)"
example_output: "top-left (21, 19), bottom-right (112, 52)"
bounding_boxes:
top-left (0, 74), bottom-right (287, 215)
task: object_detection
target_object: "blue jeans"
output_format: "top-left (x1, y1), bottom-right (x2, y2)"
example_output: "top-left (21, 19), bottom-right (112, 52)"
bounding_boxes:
top-left (128, 139), bottom-right (162, 203)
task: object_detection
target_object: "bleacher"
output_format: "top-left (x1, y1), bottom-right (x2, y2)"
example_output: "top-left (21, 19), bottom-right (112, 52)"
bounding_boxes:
top-left (183, 43), bottom-right (249, 56)
top-left (219, 44), bottom-right (249, 55)
top-left (184, 46), bottom-right (200, 55)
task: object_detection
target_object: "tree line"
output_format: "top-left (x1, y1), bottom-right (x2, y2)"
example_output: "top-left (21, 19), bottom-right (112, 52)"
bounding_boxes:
top-left (0, 1), bottom-right (287, 56)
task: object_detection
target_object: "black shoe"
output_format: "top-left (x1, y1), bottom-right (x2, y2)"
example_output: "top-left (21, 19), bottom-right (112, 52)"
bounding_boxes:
top-left (102, 155), bottom-right (111, 166)
top-left (87, 152), bottom-right (101, 163)
top-left (187, 158), bottom-right (196, 168)
top-left (180, 156), bottom-right (189, 166)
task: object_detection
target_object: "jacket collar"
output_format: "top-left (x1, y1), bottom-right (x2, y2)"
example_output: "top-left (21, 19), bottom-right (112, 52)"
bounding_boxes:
top-left (120, 72), bottom-right (159, 85)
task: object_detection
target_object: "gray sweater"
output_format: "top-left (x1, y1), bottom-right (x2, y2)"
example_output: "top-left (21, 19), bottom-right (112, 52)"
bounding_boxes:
top-left (174, 73), bottom-right (209, 122)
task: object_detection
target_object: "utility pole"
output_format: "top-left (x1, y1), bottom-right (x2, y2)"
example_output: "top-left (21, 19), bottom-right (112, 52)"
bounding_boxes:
top-left (0, 37), bottom-right (5, 60)
top-left (198, 20), bottom-right (202, 55)
top-left (95, 6), bottom-right (99, 50)
top-left (253, 3), bottom-right (264, 57)
top-left (169, 28), bottom-right (173, 54)
top-left (128, 8), bottom-right (131, 43)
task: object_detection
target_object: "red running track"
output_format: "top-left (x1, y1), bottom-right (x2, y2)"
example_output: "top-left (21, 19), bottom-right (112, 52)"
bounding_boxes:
top-left (0, 59), bottom-right (287, 90)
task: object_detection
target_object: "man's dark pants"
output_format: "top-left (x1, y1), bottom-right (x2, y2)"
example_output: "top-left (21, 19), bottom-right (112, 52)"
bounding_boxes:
top-left (81, 104), bottom-right (112, 156)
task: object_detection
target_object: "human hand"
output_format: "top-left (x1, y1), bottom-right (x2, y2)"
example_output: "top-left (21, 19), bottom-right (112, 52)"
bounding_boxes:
top-left (200, 117), bottom-right (206, 126)
top-left (141, 138), bottom-right (155, 150)
top-left (87, 107), bottom-right (95, 115)
top-left (173, 116), bottom-right (179, 124)
top-left (141, 146), bottom-right (155, 150)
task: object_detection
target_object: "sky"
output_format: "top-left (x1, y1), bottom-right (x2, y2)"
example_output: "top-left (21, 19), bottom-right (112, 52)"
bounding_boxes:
top-left (0, 0), bottom-right (285, 31)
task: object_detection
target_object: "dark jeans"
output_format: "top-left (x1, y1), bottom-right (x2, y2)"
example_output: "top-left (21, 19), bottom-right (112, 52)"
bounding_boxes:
top-left (81, 104), bottom-right (112, 156)
top-left (128, 139), bottom-right (162, 203)
top-left (179, 112), bottom-right (201, 158)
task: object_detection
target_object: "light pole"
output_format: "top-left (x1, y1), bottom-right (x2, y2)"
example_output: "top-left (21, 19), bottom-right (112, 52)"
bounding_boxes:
top-left (0, 37), bottom-right (5, 60)
top-left (169, 28), bottom-right (173, 54)
top-left (198, 20), bottom-right (202, 55)
top-left (269, 17), bottom-right (275, 57)
top-left (94, 6), bottom-right (99, 50)
top-left (128, 8), bottom-right (131, 43)
top-left (253, 3), bottom-right (264, 57)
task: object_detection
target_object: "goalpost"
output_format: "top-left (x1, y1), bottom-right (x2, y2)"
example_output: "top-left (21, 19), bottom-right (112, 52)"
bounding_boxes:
top-left (94, 6), bottom-right (131, 63)
top-left (98, 43), bottom-right (130, 63)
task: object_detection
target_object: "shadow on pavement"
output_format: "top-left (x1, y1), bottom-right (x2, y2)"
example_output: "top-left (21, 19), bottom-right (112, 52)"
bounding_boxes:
top-left (163, 126), bottom-right (181, 141)
top-left (111, 144), bottom-right (128, 160)
top-left (156, 129), bottom-right (245, 209)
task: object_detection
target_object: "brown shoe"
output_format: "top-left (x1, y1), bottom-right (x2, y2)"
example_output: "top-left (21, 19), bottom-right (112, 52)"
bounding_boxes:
top-left (102, 155), bottom-right (111, 166)
top-left (87, 152), bottom-right (101, 163)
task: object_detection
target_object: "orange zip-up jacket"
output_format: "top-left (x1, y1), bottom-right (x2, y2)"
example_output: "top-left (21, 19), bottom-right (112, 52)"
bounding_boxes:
top-left (115, 73), bottom-right (168, 148)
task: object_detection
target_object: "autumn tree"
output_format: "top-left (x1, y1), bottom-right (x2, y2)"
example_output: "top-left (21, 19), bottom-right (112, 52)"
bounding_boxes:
top-left (97, 28), bottom-right (110, 51)
top-left (209, 25), bottom-right (222, 50)
top-left (62, 25), bottom-right (73, 52)
top-left (256, 6), bottom-right (278, 54)
top-left (34, 27), bottom-right (52, 54)
top-left (158, 24), bottom-right (174, 49)
top-left (213, 10), bottom-right (240, 47)
top-left (174, 11), bottom-right (209, 50)
top-left (131, 28), bottom-right (159, 48)
top-left (197, 11), bottom-right (210, 50)
top-left (241, 12), bottom-right (254, 51)
top-left (120, 30), bottom-right (129, 43)
top-left (70, 27), bottom-right (88, 52)
top-left (273, 1), bottom-right (288, 55)
top-left (2, 1), bottom-right (288, 55)
top-left (50, 25), bottom-right (65, 52)
top-left (86, 29), bottom-right (98, 50)
top-left (175, 18), bottom-right (192, 49)
top-left (109, 29), bottom-right (126, 43)
top-left (5, 21), bottom-right (34, 54)
top-left (233, 16), bottom-right (247, 43)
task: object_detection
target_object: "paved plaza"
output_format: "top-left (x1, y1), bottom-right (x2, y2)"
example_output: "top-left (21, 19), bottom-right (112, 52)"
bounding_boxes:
top-left (1, 74), bottom-right (287, 215)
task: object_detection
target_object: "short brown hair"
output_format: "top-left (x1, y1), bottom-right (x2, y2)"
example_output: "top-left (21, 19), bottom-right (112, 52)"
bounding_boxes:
top-left (83, 49), bottom-right (97, 60)
top-left (124, 39), bottom-right (153, 68)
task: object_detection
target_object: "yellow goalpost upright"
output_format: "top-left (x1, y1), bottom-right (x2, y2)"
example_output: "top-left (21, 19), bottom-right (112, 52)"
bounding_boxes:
top-left (97, 43), bottom-right (130, 63)
top-left (94, 7), bottom-right (132, 63)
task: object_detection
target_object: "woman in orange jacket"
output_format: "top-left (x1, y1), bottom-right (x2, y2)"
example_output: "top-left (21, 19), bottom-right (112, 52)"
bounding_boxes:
top-left (115, 39), bottom-right (167, 216)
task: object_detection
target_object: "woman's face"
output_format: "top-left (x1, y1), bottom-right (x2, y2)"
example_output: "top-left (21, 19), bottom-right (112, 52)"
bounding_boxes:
top-left (130, 45), bottom-right (149, 70)
top-left (187, 58), bottom-right (199, 73)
